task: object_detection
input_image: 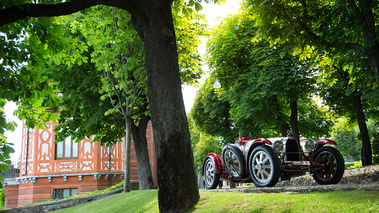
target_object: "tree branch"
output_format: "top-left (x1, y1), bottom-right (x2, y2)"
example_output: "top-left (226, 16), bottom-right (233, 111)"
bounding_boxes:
top-left (0, 0), bottom-right (136, 26)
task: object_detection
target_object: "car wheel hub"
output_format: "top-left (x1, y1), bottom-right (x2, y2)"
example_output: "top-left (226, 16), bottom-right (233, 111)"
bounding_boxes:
top-left (252, 150), bottom-right (273, 183)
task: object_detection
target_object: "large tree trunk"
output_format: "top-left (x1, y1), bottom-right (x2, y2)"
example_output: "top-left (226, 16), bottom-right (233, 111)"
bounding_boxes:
top-left (358, 0), bottom-right (379, 81)
top-left (290, 101), bottom-right (300, 143)
top-left (352, 92), bottom-right (372, 166)
top-left (131, 115), bottom-right (155, 190)
top-left (124, 115), bottom-right (132, 192)
top-left (129, 2), bottom-right (199, 212)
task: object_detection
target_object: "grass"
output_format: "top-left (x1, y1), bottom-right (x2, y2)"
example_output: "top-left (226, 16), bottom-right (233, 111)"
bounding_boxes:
top-left (53, 190), bottom-right (158, 213)
top-left (51, 164), bottom-right (379, 212)
top-left (52, 189), bottom-right (379, 213)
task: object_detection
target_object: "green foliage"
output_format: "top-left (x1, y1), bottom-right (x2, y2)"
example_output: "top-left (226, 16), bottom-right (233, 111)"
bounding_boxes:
top-left (0, 143), bottom-right (14, 181)
top-left (345, 161), bottom-right (363, 170)
top-left (198, 9), bottom-right (332, 140)
top-left (190, 78), bottom-right (235, 142)
top-left (244, 0), bottom-right (373, 69)
top-left (188, 115), bottom-right (223, 174)
top-left (331, 118), bottom-right (361, 160)
top-left (173, 0), bottom-right (208, 85)
top-left (245, 0), bottom-right (379, 122)
top-left (332, 118), bottom-right (378, 161)
top-left (0, 188), bottom-right (4, 209)
top-left (16, 3), bottom-right (207, 147)
top-left (0, 111), bottom-right (15, 180)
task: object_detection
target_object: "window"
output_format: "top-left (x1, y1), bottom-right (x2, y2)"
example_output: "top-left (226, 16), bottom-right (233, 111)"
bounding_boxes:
top-left (53, 188), bottom-right (78, 199)
top-left (55, 135), bottom-right (79, 159)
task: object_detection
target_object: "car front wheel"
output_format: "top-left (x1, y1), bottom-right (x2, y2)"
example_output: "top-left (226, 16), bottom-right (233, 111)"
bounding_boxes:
top-left (248, 145), bottom-right (280, 187)
top-left (312, 147), bottom-right (344, 185)
top-left (203, 157), bottom-right (220, 189)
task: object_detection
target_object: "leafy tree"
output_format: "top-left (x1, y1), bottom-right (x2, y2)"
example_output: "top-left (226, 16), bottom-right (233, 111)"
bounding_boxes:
top-left (188, 114), bottom-right (222, 174)
top-left (25, 2), bottom-right (206, 191)
top-left (245, 0), bottom-right (379, 85)
top-left (204, 11), bottom-right (330, 142)
top-left (190, 78), bottom-right (235, 143)
top-left (317, 56), bottom-right (374, 165)
top-left (332, 118), bottom-right (378, 161)
top-left (0, 15), bottom-right (60, 178)
top-left (0, 0), bottom-right (216, 211)
top-left (0, 100), bottom-right (15, 180)
top-left (243, 0), bottom-right (378, 165)
top-left (332, 118), bottom-right (362, 160)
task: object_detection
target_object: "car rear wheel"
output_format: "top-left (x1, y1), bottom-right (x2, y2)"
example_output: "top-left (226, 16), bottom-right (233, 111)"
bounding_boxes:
top-left (312, 147), bottom-right (344, 185)
top-left (222, 144), bottom-right (245, 178)
top-left (203, 157), bottom-right (220, 189)
top-left (248, 145), bottom-right (280, 187)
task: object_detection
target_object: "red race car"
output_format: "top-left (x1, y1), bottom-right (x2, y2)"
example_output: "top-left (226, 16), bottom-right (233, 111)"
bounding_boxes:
top-left (203, 132), bottom-right (345, 189)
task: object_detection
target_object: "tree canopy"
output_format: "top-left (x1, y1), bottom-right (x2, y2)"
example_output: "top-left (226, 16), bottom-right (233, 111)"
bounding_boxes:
top-left (192, 9), bottom-right (333, 143)
top-left (0, 0), bottom-right (219, 211)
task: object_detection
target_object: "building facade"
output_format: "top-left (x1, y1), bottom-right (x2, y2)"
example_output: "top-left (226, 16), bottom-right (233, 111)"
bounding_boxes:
top-left (3, 120), bottom-right (157, 208)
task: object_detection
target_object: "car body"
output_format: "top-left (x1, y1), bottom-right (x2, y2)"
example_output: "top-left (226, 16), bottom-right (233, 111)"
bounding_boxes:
top-left (203, 135), bottom-right (345, 189)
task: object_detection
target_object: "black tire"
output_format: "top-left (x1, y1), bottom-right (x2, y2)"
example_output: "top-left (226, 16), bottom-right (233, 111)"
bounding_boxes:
top-left (203, 157), bottom-right (220, 189)
top-left (222, 144), bottom-right (245, 178)
top-left (312, 147), bottom-right (345, 185)
top-left (248, 145), bottom-right (280, 187)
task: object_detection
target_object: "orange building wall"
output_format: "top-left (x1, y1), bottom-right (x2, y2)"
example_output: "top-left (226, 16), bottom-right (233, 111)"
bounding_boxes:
top-left (4, 120), bottom-right (157, 208)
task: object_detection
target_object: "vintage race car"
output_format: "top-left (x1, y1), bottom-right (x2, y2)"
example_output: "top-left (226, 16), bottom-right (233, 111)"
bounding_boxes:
top-left (202, 133), bottom-right (345, 189)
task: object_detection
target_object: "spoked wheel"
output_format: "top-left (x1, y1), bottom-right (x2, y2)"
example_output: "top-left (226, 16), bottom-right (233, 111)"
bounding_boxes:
top-left (222, 144), bottom-right (245, 178)
top-left (312, 147), bottom-right (345, 185)
top-left (248, 145), bottom-right (280, 187)
top-left (203, 157), bottom-right (220, 189)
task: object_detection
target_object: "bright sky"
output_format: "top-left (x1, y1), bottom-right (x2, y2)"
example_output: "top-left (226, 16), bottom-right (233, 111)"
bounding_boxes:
top-left (182, 0), bottom-right (242, 112)
top-left (4, 0), bottom-right (242, 162)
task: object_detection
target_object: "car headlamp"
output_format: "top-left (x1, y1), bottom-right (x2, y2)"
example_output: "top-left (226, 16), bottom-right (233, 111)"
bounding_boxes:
top-left (273, 140), bottom-right (284, 153)
top-left (304, 139), bottom-right (315, 151)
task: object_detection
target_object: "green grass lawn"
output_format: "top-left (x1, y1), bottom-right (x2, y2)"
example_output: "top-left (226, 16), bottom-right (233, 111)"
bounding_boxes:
top-left (52, 189), bottom-right (379, 213)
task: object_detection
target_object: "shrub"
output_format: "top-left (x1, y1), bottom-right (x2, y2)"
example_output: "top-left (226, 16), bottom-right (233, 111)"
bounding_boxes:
top-left (0, 188), bottom-right (4, 209)
top-left (345, 161), bottom-right (362, 170)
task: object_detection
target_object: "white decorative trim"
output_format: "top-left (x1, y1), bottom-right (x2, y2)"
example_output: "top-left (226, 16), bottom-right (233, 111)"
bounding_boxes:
top-left (10, 172), bottom-right (123, 185)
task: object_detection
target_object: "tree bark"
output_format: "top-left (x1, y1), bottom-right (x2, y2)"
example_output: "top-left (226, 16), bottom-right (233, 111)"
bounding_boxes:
top-left (347, 0), bottom-right (379, 82)
top-left (358, 0), bottom-right (379, 81)
top-left (129, 2), bottom-right (200, 212)
top-left (352, 92), bottom-right (372, 166)
top-left (131, 116), bottom-right (155, 190)
top-left (124, 115), bottom-right (132, 192)
top-left (290, 101), bottom-right (300, 144)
